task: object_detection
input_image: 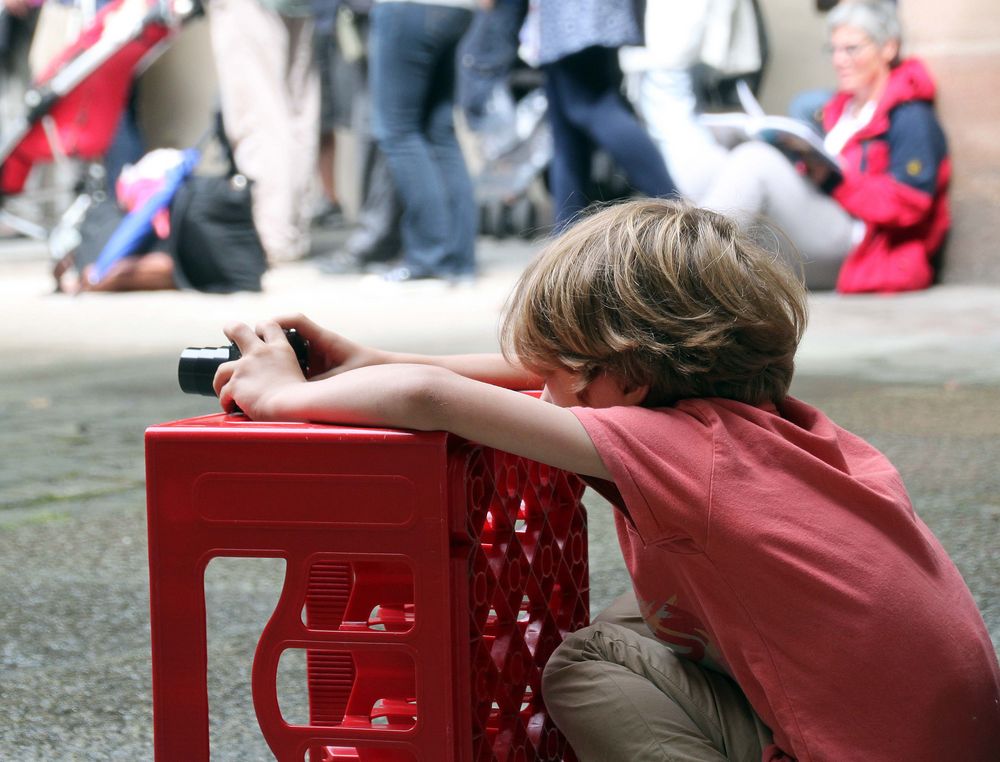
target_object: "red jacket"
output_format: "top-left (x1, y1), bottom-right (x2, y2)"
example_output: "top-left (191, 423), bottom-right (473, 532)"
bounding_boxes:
top-left (824, 58), bottom-right (950, 293)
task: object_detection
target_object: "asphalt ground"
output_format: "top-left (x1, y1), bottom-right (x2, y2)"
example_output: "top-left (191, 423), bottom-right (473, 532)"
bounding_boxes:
top-left (1, 232), bottom-right (998, 759)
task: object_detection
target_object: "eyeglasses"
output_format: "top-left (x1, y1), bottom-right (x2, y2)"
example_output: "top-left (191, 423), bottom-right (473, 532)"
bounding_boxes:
top-left (824, 40), bottom-right (875, 58)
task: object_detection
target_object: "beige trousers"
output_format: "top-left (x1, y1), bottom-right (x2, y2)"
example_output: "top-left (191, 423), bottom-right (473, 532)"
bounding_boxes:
top-left (697, 141), bottom-right (857, 290)
top-left (209, 0), bottom-right (319, 263)
top-left (542, 592), bottom-right (773, 761)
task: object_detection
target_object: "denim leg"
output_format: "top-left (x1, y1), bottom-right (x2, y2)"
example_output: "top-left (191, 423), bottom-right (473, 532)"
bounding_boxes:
top-left (426, 42), bottom-right (476, 275)
top-left (457, 0), bottom-right (528, 125)
top-left (551, 47), bottom-right (676, 210)
top-left (370, 3), bottom-right (473, 277)
top-left (544, 63), bottom-right (596, 229)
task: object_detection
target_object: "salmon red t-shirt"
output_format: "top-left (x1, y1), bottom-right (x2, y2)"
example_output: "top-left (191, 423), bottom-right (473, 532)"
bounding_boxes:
top-left (572, 397), bottom-right (1000, 761)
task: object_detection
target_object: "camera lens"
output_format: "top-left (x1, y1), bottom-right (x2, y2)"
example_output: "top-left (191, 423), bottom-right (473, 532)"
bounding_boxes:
top-left (177, 345), bottom-right (240, 397)
top-left (177, 329), bottom-right (309, 398)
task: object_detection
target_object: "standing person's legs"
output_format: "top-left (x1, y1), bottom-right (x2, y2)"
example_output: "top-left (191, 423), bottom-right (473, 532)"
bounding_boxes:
top-left (543, 61), bottom-right (597, 229)
top-left (630, 68), bottom-right (726, 202)
top-left (698, 141), bottom-right (857, 290)
top-left (320, 51), bottom-right (404, 274)
top-left (210, 0), bottom-right (315, 263)
top-left (370, 2), bottom-right (455, 278)
top-left (424, 7), bottom-right (476, 276)
top-left (285, 15), bottom-right (320, 251)
top-left (314, 25), bottom-right (342, 216)
top-left (542, 591), bottom-right (772, 762)
top-left (348, 55), bottom-right (403, 262)
top-left (558, 47), bottom-right (676, 201)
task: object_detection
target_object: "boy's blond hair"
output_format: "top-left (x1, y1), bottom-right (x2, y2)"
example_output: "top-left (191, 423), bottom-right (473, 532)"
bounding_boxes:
top-left (501, 199), bottom-right (808, 406)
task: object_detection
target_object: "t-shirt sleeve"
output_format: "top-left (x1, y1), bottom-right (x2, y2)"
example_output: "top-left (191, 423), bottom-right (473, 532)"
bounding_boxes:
top-left (571, 404), bottom-right (716, 549)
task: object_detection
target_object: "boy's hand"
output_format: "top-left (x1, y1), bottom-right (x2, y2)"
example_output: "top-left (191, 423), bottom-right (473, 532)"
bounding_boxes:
top-left (213, 321), bottom-right (307, 418)
top-left (273, 313), bottom-right (385, 379)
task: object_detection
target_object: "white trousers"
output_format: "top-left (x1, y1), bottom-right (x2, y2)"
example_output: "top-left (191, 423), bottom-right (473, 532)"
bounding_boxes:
top-left (698, 141), bottom-right (857, 290)
top-left (209, 0), bottom-right (319, 263)
top-left (625, 68), bottom-right (727, 202)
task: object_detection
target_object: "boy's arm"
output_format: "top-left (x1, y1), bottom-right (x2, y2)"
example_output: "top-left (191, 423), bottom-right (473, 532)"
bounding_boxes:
top-left (275, 313), bottom-right (542, 389)
top-left (378, 352), bottom-right (542, 390)
top-left (214, 322), bottom-right (610, 479)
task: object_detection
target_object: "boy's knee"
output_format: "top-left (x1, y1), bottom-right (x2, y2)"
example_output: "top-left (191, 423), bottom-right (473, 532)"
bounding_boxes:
top-left (542, 623), bottom-right (606, 719)
top-left (542, 622), bottom-right (620, 693)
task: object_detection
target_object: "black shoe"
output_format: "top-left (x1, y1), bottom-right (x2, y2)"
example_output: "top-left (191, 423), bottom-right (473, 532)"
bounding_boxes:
top-left (312, 201), bottom-right (345, 229)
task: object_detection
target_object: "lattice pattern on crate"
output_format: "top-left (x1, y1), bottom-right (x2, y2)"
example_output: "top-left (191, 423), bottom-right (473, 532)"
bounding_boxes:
top-left (462, 445), bottom-right (588, 762)
top-left (299, 446), bottom-right (586, 761)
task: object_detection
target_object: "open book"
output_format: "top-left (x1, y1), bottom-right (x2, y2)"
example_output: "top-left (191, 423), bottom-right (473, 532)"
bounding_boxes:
top-left (698, 81), bottom-right (842, 183)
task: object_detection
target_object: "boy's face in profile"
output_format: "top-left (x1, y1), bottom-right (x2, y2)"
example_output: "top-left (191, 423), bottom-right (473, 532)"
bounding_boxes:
top-left (540, 369), bottom-right (584, 407)
top-left (540, 368), bottom-right (646, 409)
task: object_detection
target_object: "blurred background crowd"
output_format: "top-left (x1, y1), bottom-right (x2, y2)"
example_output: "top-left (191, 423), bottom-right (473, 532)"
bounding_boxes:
top-left (0, 0), bottom-right (973, 294)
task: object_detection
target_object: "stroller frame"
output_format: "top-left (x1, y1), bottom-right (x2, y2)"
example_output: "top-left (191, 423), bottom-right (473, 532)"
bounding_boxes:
top-left (0, 0), bottom-right (202, 254)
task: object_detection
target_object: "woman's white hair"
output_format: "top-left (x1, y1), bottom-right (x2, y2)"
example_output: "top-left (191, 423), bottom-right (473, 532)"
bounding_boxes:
top-left (826, 0), bottom-right (902, 46)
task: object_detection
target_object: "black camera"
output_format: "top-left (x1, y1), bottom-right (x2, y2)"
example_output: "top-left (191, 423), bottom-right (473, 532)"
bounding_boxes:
top-left (178, 328), bottom-right (309, 397)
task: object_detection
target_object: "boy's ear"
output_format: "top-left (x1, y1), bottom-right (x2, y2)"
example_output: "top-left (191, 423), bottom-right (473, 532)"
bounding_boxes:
top-left (618, 378), bottom-right (651, 406)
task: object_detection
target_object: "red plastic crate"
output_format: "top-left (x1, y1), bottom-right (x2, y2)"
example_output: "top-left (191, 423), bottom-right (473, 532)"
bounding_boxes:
top-left (145, 414), bottom-right (588, 761)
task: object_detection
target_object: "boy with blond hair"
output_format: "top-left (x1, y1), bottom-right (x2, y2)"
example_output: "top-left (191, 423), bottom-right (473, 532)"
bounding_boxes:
top-left (214, 200), bottom-right (1000, 761)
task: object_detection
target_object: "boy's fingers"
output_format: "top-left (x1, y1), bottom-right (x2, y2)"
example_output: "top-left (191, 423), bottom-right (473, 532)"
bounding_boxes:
top-left (218, 382), bottom-right (239, 414)
top-left (213, 360), bottom-right (237, 398)
top-left (275, 313), bottom-right (317, 338)
top-left (255, 320), bottom-right (287, 344)
top-left (223, 322), bottom-right (258, 354)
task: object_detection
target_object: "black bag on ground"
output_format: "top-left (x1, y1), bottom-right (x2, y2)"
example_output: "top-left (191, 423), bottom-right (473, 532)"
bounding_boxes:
top-left (73, 196), bottom-right (154, 272)
top-left (166, 172), bottom-right (267, 293)
top-left (67, 173), bottom-right (266, 293)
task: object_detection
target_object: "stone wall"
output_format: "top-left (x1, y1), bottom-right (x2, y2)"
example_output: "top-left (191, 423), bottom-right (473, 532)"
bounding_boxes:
top-left (759, 0), bottom-right (1000, 284)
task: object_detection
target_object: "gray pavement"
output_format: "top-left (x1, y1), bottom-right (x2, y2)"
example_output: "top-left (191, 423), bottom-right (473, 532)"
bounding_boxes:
top-left (1, 235), bottom-right (999, 760)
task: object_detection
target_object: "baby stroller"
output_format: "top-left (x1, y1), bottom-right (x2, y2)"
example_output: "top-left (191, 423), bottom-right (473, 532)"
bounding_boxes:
top-left (469, 65), bottom-right (553, 241)
top-left (0, 0), bottom-right (202, 258)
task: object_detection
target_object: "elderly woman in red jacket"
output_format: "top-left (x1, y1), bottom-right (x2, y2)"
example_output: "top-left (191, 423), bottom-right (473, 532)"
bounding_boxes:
top-left (699, 0), bottom-right (949, 293)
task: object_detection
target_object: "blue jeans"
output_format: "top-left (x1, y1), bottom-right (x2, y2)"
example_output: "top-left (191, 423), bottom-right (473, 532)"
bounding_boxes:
top-left (544, 45), bottom-right (676, 228)
top-left (456, 0), bottom-right (527, 127)
top-left (370, 2), bottom-right (476, 277)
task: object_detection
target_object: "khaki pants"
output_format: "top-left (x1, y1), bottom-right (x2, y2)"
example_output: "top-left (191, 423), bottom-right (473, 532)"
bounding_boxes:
top-left (542, 592), bottom-right (773, 761)
top-left (209, 0), bottom-right (318, 263)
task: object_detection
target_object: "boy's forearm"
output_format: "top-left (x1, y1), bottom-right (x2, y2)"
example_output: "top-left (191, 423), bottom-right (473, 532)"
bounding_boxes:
top-left (268, 363), bottom-right (450, 429)
top-left (377, 351), bottom-right (542, 390)
top-left (263, 363), bottom-right (608, 479)
top-left (265, 363), bottom-right (520, 439)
